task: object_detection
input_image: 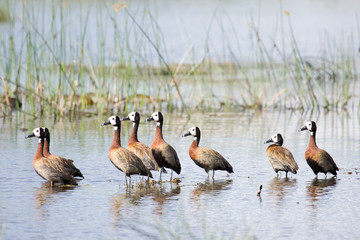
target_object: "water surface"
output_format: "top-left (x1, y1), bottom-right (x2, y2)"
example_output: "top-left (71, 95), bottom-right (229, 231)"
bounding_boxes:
top-left (1, 110), bottom-right (359, 239)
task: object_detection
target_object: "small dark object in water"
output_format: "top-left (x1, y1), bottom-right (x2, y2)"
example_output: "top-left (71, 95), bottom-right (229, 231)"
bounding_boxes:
top-left (257, 185), bottom-right (263, 196)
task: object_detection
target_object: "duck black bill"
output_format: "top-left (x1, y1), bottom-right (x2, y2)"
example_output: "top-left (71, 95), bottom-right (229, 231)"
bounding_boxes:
top-left (102, 121), bottom-right (111, 126)
top-left (25, 133), bottom-right (35, 139)
top-left (298, 126), bottom-right (307, 132)
top-left (121, 117), bottom-right (130, 121)
top-left (264, 139), bottom-right (273, 144)
top-left (146, 117), bottom-right (154, 122)
top-left (182, 132), bottom-right (191, 137)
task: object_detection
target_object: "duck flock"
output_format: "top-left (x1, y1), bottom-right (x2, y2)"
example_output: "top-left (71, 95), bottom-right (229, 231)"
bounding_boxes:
top-left (26, 112), bottom-right (339, 187)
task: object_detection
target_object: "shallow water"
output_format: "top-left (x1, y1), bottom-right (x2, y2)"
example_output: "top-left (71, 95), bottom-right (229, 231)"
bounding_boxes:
top-left (1, 110), bottom-right (359, 239)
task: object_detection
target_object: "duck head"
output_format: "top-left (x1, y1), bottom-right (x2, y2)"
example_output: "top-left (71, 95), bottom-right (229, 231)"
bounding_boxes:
top-left (26, 127), bottom-right (44, 139)
top-left (299, 121), bottom-right (317, 133)
top-left (121, 112), bottom-right (140, 123)
top-left (102, 116), bottom-right (121, 127)
top-left (146, 112), bottom-right (163, 126)
top-left (264, 133), bottom-right (283, 146)
top-left (183, 126), bottom-right (201, 143)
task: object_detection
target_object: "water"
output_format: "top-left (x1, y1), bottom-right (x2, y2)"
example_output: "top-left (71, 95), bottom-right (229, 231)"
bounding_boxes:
top-left (2, 0), bottom-right (359, 64)
top-left (1, 110), bottom-right (359, 239)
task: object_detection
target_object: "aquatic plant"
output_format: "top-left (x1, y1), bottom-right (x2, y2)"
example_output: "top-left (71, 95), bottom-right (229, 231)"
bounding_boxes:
top-left (0, 0), bottom-right (358, 117)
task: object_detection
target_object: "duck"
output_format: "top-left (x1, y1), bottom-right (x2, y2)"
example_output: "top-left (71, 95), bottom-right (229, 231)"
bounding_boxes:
top-left (102, 116), bottom-right (153, 184)
top-left (26, 128), bottom-right (77, 186)
top-left (182, 126), bottom-right (233, 179)
top-left (146, 112), bottom-right (181, 181)
top-left (42, 128), bottom-right (84, 179)
top-left (264, 133), bottom-right (299, 177)
top-left (121, 112), bottom-right (160, 171)
top-left (299, 121), bottom-right (339, 176)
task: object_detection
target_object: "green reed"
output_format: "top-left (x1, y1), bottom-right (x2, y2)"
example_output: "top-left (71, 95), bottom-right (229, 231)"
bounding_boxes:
top-left (0, 0), bottom-right (358, 117)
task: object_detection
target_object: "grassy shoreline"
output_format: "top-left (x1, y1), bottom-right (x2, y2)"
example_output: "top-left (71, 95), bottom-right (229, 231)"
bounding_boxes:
top-left (1, 0), bottom-right (359, 117)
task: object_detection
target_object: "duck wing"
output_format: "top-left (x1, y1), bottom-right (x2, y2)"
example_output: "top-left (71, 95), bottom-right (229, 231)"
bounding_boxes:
top-left (34, 157), bottom-right (77, 185)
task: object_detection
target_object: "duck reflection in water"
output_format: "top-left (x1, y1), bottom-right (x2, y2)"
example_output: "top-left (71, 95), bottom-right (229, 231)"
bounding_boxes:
top-left (35, 182), bottom-right (76, 209)
top-left (111, 183), bottom-right (181, 224)
top-left (191, 179), bottom-right (233, 202)
top-left (152, 184), bottom-right (181, 215)
top-left (307, 177), bottom-right (337, 205)
top-left (268, 177), bottom-right (297, 204)
top-left (34, 182), bottom-right (76, 222)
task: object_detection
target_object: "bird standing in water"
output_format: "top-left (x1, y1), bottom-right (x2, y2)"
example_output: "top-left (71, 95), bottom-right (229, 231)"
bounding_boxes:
top-left (264, 133), bottom-right (298, 177)
top-left (147, 112), bottom-right (181, 181)
top-left (26, 128), bottom-right (77, 186)
top-left (102, 116), bottom-right (152, 185)
top-left (42, 128), bottom-right (84, 179)
top-left (121, 112), bottom-right (160, 172)
top-left (299, 121), bottom-right (339, 177)
top-left (183, 126), bottom-right (233, 179)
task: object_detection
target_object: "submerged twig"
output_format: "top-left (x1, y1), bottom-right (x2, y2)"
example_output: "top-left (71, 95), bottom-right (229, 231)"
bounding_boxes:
top-left (257, 185), bottom-right (262, 196)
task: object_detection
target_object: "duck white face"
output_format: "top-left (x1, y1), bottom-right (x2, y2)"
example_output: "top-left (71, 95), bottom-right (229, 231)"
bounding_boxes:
top-left (299, 121), bottom-right (317, 135)
top-left (102, 116), bottom-right (120, 130)
top-left (26, 127), bottom-right (43, 142)
top-left (183, 126), bottom-right (200, 141)
top-left (271, 134), bottom-right (279, 143)
top-left (32, 128), bottom-right (42, 138)
top-left (151, 112), bottom-right (159, 121)
top-left (108, 116), bottom-right (117, 125)
top-left (188, 126), bottom-right (197, 136)
top-left (264, 133), bottom-right (283, 146)
top-left (304, 121), bottom-right (313, 131)
top-left (128, 112), bottom-right (136, 121)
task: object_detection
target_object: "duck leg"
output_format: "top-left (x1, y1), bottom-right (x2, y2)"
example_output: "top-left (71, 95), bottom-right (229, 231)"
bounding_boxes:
top-left (159, 168), bottom-right (162, 182)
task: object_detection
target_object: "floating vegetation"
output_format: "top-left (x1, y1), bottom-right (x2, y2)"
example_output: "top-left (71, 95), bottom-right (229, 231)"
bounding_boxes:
top-left (0, 0), bottom-right (359, 118)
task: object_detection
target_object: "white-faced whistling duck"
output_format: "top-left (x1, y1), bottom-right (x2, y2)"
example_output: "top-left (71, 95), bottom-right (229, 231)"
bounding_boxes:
top-left (182, 126), bottom-right (233, 179)
top-left (102, 116), bottom-right (153, 184)
top-left (264, 133), bottom-right (299, 177)
top-left (299, 121), bottom-right (339, 177)
top-left (146, 112), bottom-right (181, 181)
top-left (121, 112), bottom-right (160, 171)
top-left (26, 128), bottom-right (77, 186)
top-left (42, 128), bottom-right (84, 179)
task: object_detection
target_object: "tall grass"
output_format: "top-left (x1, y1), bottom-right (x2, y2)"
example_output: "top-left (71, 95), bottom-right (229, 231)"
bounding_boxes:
top-left (0, 0), bottom-right (359, 117)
